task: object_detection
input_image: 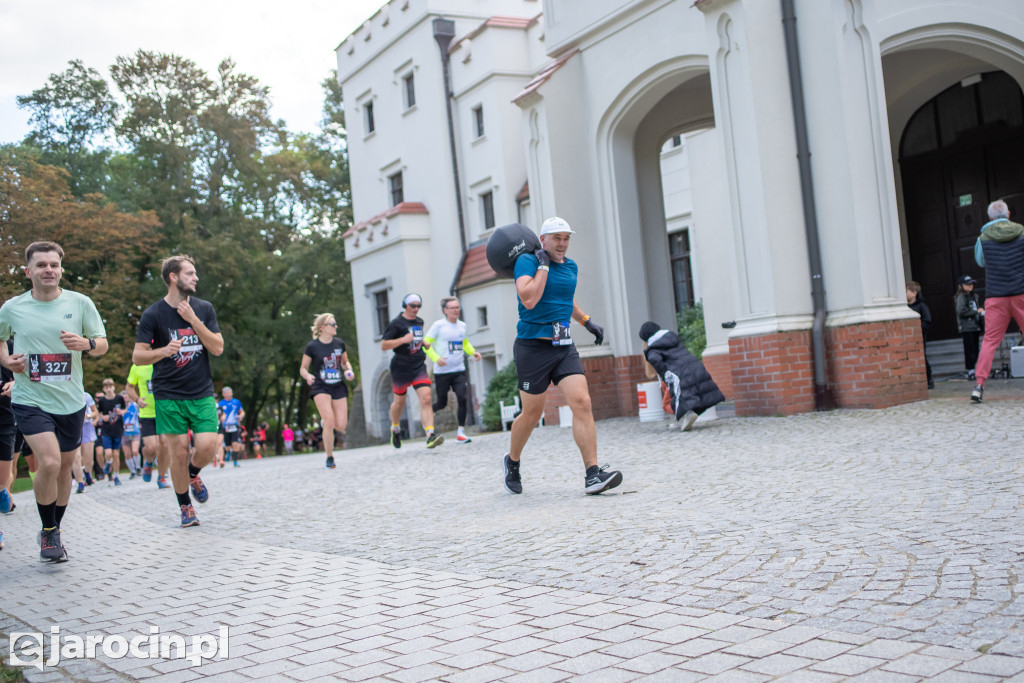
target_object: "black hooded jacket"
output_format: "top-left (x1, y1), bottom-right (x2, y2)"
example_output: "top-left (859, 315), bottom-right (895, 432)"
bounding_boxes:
top-left (643, 330), bottom-right (725, 419)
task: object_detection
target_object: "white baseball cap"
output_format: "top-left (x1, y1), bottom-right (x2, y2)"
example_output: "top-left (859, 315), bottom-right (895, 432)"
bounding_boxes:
top-left (540, 216), bottom-right (575, 236)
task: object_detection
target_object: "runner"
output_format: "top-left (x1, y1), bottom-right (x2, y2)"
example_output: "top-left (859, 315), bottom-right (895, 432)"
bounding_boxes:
top-left (78, 391), bottom-right (98, 488)
top-left (126, 363), bottom-right (169, 488)
top-left (122, 393), bottom-right (142, 478)
top-left (1, 341), bottom-right (15, 549)
top-left (425, 297), bottom-right (482, 444)
top-left (503, 217), bottom-right (622, 495)
top-left (0, 241), bottom-right (108, 561)
top-left (299, 313), bottom-right (355, 469)
top-left (216, 386), bottom-right (245, 467)
top-left (96, 378), bottom-right (126, 486)
top-left (91, 390), bottom-right (105, 482)
top-left (133, 255), bottom-right (224, 528)
top-left (381, 294), bottom-right (443, 449)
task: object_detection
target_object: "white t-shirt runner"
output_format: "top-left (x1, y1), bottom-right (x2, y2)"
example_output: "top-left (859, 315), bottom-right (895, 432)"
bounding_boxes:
top-left (424, 319), bottom-right (475, 375)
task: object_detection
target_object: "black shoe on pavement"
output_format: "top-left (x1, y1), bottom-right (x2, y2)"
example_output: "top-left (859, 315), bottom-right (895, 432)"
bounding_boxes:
top-left (503, 454), bottom-right (522, 494)
top-left (390, 430), bottom-right (401, 449)
top-left (584, 465), bottom-right (622, 495)
top-left (971, 385), bottom-right (984, 403)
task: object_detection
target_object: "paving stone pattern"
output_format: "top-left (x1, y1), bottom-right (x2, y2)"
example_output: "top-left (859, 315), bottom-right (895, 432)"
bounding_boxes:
top-left (2, 395), bottom-right (1023, 681)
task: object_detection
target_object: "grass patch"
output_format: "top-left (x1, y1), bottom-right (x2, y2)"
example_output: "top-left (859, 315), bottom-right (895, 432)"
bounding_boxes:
top-left (11, 478), bottom-right (32, 494)
top-left (0, 656), bottom-right (26, 683)
top-left (978, 643), bottom-right (993, 654)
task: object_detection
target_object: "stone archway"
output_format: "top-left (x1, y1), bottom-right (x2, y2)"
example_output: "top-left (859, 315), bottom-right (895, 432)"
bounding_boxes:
top-left (882, 26), bottom-right (1024, 339)
top-left (594, 59), bottom-right (718, 355)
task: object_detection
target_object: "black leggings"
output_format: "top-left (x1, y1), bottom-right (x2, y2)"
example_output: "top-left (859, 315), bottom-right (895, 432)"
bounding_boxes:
top-left (961, 331), bottom-right (980, 372)
top-left (432, 371), bottom-right (469, 426)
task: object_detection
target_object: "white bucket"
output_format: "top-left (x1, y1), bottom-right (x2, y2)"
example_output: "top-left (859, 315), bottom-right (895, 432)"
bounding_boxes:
top-left (558, 405), bottom-right (573, 428)
top-left (637, 381), bottom-right (666, 422)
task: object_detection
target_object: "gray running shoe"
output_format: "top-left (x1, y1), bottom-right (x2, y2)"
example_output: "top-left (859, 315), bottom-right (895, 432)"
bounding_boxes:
top-left (503, 454), bottom-right (522, 494)
top-left (971, 385), bottom-right (984, 403)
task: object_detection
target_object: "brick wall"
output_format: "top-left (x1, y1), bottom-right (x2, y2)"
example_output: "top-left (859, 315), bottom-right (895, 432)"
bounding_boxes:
top-left (701, 348), bottom-right (734, 400)
top-left (728, 331), bottom-right (816, 416)
top-left (825, 318), bottom-right (928, 408)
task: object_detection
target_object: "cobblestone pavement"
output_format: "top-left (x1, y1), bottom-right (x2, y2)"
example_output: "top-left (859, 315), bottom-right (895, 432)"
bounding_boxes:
top-left (2, 387), bottom-right (1024, 681)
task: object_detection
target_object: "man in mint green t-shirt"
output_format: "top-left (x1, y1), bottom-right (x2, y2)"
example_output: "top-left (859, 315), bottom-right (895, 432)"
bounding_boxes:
top-left (0, 241), bottom-right (107, 563)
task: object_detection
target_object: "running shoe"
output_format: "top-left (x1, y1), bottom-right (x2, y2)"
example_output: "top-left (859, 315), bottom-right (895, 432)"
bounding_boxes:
top-left (84, 472), bottom-right (93, 486)
top-left (180, 504), bottom-right (200, 528)
top-left (426, 433), bottom-right (444, 449)
top-left (971, 385), bottom-right (984, 403)
top-left (456, 433), bottom-right (472, 443)
top-left (0, 489), bottom-right (11, 514)
top-left (113, 476), bottom-right (122, 486)
top-left (129, 472), bottom-right (136, 480)
top-left (390, 429), bottom-right (402, 449)
top-left (142, 462), bottom-right (153, 482)
top-left (157, 476), bottom-right (169, 489)
top-left (76, 482), bottom-right (85, 494)
top-left (680, 410), bottom-right (699, 432)
top-left (40, 527), bottom-right (67, 562)
top-left (326, 455), bottom-right (336, 469)
top-left (503, 454), bottom-right (522, 494)
top-left (190, 475), bottom-right (209, 503)
top-left (103, 462), bottom-right (111, 476)
top-left (584, 465), bottom-right (623, 495)
top-left (233, 460), bottom-right (240, 467)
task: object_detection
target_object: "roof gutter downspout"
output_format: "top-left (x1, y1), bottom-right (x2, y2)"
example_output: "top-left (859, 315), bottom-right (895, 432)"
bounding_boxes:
top-left (781, 0), bottom-right (832, 410)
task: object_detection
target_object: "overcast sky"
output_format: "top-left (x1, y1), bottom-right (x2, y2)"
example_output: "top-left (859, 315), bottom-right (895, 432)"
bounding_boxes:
top-left (0, 0), bottom-right (386, 144)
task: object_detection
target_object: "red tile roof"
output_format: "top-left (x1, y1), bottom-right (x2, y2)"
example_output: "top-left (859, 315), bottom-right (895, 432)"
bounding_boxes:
top-left (343, 202), bottom-right (429, 238)
top-left (512, 50), bottom-right (579, 104)
top-left (456, 243), bottom-right (502, 290)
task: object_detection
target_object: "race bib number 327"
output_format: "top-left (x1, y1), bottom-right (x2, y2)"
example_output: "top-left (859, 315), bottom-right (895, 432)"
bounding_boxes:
top-left (29, 353), bottom-right (73, 382)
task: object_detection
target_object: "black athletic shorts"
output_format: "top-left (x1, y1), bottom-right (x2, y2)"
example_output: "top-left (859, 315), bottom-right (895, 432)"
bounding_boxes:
top-left (311, 382), bottom-right (349, 400)
top-left (513, 338), bottom-right (585, 395)
top-left (140, 417), bottom-right (157, 438)
top-left (223, 429), bottom-right (241, 446)
top-left (0, 422), bottom-right (15, 461)
top-left (11, 404), bottom-right (86, 453)
top-left (391, 364), bottom-right (431, 396)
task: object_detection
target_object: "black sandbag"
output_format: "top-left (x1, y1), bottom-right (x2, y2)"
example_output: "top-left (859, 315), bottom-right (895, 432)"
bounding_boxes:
top-left (486, 223), bottom-right (541, 279)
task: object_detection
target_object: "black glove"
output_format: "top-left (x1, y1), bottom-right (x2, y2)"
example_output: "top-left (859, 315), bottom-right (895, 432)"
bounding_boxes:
top-left (534, 248), bottom-right (550, 268)
top-left (584, 318), bottom-right (604, 345)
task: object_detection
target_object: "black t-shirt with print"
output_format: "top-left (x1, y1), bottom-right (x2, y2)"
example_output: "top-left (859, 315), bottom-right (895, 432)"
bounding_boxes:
top-left (304, 338), bottom-right (347, 390)
top-left (137, 297), bottom-right (220, 401)
top-left (382, 314), bottom-right (426, 374)
top-left (97, 394), bottom-right (126, 438)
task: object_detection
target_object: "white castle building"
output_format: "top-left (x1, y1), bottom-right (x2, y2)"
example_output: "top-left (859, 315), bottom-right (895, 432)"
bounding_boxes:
top-left (337, 0), bottom-right (1024, 437)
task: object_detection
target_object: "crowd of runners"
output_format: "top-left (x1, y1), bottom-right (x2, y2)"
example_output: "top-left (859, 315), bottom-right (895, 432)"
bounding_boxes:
top-left (1, 220), bottom-right (625, 562)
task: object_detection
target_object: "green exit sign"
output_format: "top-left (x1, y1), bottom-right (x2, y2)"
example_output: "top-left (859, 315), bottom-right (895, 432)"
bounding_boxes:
top-left (959, 194), bottom-right (973, 207)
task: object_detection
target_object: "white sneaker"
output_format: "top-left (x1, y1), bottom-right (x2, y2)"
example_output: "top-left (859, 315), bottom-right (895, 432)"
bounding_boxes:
top-left (665, 421), bottom-right (678, 430)
top-left (680, 411), bottom-right (699, 432)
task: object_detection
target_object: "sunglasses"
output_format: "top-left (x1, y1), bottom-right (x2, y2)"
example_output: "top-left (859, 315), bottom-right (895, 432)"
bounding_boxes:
top-left (407, 303), bottom-right (421, 309)
top-left (325, 321), bottom-right (338, 327)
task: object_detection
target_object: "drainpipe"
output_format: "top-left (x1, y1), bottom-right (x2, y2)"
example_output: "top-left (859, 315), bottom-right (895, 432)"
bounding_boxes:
top-left (781, 0), bottom-right (832, 410)
top-left (433, 16), bottom-right (468, 296)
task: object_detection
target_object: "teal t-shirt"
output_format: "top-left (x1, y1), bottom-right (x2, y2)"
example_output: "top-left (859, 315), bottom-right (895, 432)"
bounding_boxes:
top-left (514, 254), bottom-right (577, 339)
top-left (0, 289), bottom-right (106, 415)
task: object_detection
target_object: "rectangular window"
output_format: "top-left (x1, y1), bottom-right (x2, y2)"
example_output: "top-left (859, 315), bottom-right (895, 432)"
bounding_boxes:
top-left (473, 105), bottom-right (484, 138)
top-left (669, 230), bottom-right (695, 314)
top-left (389, 172), bottom-right (404, 206)
top-left (480, 191), bottom-right (495, 229)
top-left (374, 291), bottom-right (390, 337)
top-left (477, 306), bottom-right (488, 328)
top-left (403, 73), bottom-right (416, 109)
top-left (364, 100), bottom-right (375, 134)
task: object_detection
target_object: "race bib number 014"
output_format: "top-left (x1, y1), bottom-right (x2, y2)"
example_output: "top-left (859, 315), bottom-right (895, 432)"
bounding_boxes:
top-left (29, 353), bottom-right (73, 382)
